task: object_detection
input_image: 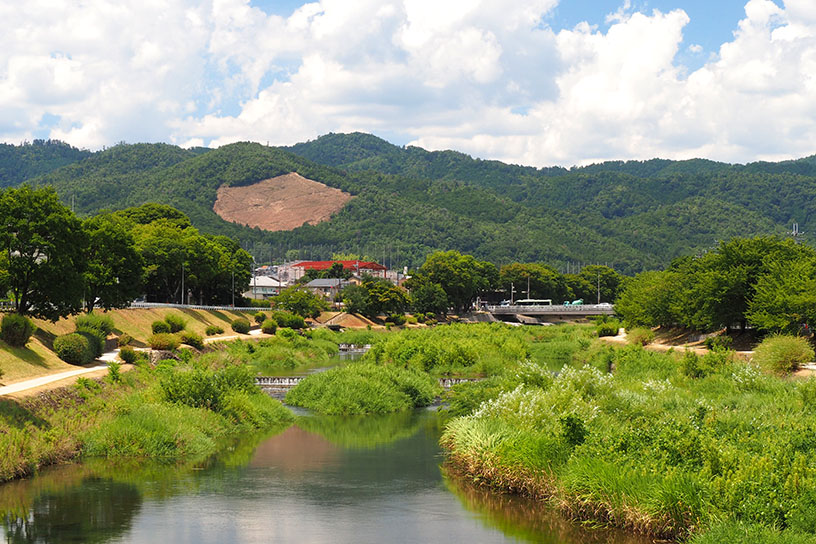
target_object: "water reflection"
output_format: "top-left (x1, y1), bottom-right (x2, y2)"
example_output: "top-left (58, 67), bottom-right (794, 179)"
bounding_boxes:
top-left (1, 410), bottom-right (663, 544)
top-left (442, 466), bottom-right (657, 544)
top-left (3, 477), bottom-right (140, 544)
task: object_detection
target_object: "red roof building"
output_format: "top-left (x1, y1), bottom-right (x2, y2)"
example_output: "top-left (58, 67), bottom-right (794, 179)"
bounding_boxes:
top-left (291, 260), bottom-right (387, 280)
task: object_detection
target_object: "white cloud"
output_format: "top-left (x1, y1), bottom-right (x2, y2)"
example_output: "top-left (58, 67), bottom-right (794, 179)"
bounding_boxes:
top-left (3, 0), bottom-right (816, 166)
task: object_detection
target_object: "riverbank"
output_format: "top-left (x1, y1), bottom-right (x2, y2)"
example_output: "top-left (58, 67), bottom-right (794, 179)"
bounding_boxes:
top-left (440, 330), bottom-right (816, 543)
top-left (0, 352), bottom-right (292, 484)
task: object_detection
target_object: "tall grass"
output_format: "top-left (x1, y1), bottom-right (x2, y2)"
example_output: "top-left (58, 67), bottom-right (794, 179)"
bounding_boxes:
top-left (752, 334), bottom-right (815, 374)
top-left (440, 326), bottom-right (816, 541)
top-left (285, 363), bottom-right (439, 415)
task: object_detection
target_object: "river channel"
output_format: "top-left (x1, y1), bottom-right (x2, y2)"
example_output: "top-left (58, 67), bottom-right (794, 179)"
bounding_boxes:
top-left (0, 404), bottom-right (656, 544)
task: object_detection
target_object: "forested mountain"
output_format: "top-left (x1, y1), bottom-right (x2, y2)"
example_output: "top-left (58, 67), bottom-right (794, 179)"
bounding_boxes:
top-left (2, 134), bottom-right (813, 274)
top-left (0, 139), bottom-right (91, 188)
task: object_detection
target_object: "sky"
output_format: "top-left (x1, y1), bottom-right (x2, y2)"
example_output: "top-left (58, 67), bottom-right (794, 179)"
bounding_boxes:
top-left (3, 0), bottom-right (815, 167)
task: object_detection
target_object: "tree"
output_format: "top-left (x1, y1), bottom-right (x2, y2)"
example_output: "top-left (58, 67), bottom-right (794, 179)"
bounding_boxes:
top-left (82, 214), bottom-right (143, 312)
top-left (748, 258), bottom-right (816, 333)
top-left (577, 265), bottom-right (624, 303)
top-left (420, 250), bottom-right (497, 313)
top-left (364, 277), bottom-right (408, 317)
top-left (0, 185), bottom-right (86, 320)
top-left (614, 270), bottom-right (683, 328)
top-left (407, 277), bottom-right (449, 315)
top-left (341, 284), bottom-right (370, 315)
top-left (499, 263), bottom-right (570, 302)
top-left (274, 286), bottom-right (328, 318)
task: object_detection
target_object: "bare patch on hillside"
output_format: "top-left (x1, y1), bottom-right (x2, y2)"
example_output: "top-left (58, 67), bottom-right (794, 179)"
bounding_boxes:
top-left (213, 173), bottom-right (352, 231)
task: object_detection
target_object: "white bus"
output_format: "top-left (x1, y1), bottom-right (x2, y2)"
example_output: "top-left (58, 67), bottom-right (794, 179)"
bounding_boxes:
top-left (513, 299), bottom-right (553, 306)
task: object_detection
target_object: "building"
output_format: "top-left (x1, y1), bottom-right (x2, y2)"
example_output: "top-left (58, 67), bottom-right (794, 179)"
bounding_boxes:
top-left (243, 275), bottom-right (286, 299)
top-left (290, 260), bottom-right (387, 281)
top-left (304, 278), bottom-right (352, 300)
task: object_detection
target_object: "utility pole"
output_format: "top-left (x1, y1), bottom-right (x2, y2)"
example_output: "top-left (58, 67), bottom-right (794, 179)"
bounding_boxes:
top-left (181, 262), bottom-right (185, 305)
top-left (510, 282), bottom-right (516, 304)
top-left (231, 269), bottom-right (235, 308)
top-left (597, 272), bottom-right (601, 304)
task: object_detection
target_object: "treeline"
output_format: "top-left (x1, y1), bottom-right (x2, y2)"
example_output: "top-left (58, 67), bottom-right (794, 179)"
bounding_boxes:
top-left (616, 236), bottom-right (816, 333)
top-left (0, 185), bottom-right (253, 326)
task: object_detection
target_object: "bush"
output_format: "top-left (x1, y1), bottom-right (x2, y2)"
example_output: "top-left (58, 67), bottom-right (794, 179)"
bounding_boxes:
top-left (117, 333), bottom-right (133, 347)
top-left (54, 333), bottom-right (93, 364)
top-left (178, 331), bottom-right (204, 349)
top-left (0, 313), bottom-right (36, 347)
top-left (151, 320), bottom-right (171, 334)
top-left (254, 311), bottom-right (267, 324)
top-left (596, 320), bottom-right (620, 337)
top-left (753, 335), bottom-right (815, 374)
top-left (149, 333), bottom-right (180, 351)
top-left (627, 327), bottom-right (655, 346)
top-left (231, 318), bottom-right (251, 334)
top-left (704, 334), bottom-right (733, 351)
top-left (107, 361), bottom-right (122, 383)
top-left (205, 325), bottom-right (224, 336)
top-left (261, 319), bottom-right (278, 335)
top-left (387, 314), bottom-right (407, 326)
top-left (75, 326), bottom-right (106, 358)
top-left (160, 364), bottom-right (255, 412)
top-left (164, 314), bottom-right (186, 333)
top-left (75, 313), bottom-right (114, 336)
top-left (277, 327), bottom-right (297, 339)
top-left (119, 346), bottom-right (138, 364)
top-left (271, 311), bottom-right (306, 330)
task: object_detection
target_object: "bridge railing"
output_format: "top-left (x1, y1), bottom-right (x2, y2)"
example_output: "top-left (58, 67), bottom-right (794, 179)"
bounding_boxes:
top-left (130, 302), bottom-right (261, 311)
top-left (486, 304), bottom-right (614, 314)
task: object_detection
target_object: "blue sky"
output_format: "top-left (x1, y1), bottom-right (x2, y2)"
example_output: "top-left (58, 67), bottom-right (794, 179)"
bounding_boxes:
top-left (2, 0), bottom-right (814, 166)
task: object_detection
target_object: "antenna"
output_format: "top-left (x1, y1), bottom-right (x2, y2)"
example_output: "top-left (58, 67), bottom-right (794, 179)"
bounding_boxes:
top-left (792, 223), bottom-right (805, 244)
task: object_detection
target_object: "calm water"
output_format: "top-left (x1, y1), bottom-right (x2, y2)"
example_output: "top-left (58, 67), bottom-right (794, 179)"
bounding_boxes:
top-left (0, 409), bottom-right (655, 544)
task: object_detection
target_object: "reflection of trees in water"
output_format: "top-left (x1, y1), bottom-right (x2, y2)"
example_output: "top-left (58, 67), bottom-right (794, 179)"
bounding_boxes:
top-left (441, 465), bottom-right (654, 544)
top-left (295, 410), bottom-right (425, 449)
top-left (3, 478), bottom-right (141, 544)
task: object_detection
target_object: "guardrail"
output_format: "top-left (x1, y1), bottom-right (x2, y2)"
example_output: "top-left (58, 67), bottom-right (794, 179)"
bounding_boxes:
top-left (129, 302), bottom-right (262, 311)
top-left (486, 304), bottom-right (614, 314)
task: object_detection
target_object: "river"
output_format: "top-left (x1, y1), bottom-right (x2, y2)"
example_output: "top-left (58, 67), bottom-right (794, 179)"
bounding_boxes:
top-left (0, 406), bottom-right (655, 544)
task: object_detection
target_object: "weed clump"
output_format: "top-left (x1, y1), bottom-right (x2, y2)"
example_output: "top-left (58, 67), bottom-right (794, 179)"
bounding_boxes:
top-left (149, 333), bottom-right (180, 351)
top-left (627, 327), bottom-right (655, 346)
top-left (753, 334), bottom-right (814, 374)
top-left (286, 363), bottom-right (439, 415)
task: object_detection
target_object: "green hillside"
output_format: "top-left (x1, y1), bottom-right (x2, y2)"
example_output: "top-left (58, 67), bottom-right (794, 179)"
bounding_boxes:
top-left (1, 134), bottom-right (812, 274)
top-left (0, 139), bottom-right (91, 188)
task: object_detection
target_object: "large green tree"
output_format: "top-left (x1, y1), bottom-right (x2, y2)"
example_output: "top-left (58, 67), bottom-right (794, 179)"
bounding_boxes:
top-left (274, 286), bottom-right (328, 318)
top-left (82, 213), bottom-right (143, 312)
top-left (499, 262), bottom-right (570, 302)
top-left (419, 250), bottom-right (497, 313)
top-left (748, 258), bottom-right (816, 333)
top-left (0, 185), bottom-right (86, 320)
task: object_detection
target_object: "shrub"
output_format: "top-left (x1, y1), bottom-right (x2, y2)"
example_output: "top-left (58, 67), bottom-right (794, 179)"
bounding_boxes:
top-left (205, 325), bottom-right (224, 336)
top-left (75, 313), bottom-right (114, 336)
top-left (231, 318), bottom-right (251, 334)
top-left (160, 364), bottom-right (255, 412)
top-left (753, 335), bottom-right (815, 374)
top-left (277, 327), bottom-right (297, 339)
top-left (704, 334), bottom-right (733, 351)
top-left (75, 326), bottom-right (106, 358)
top-left (54, 333), bottom-right (93, 364)
top-left (178, 331), bottom-right (204, 350)
top-left (387, 314), bottom-right (407, 326)
top-left (107, 361), bottom-right (122, 383)
top-left (261, 318), bottom-right (278, 335)
top-left (164, 314), bottom-right (186, 333)
top-left (0, 313), bottom-right (36, 347)
top-left (151, 320), bottom-right (171, 334)
top-left (149, 333), bottom-right (180, 351)
top-left (119, 346), bottom-right (138, 364)
top-left (596, 320), bottom-right (620, 337)
top-left (117, 333), bottom-right (133, 347)
top-left (627, 327), bottom-right (655, 346)
top-left (271, 311), bottom-right (306, 329)
top-left (254, 311), bottom-right (267, 324)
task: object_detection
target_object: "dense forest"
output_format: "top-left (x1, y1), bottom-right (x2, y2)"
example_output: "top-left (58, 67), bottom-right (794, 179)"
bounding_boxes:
top-left (1, 133), bottom-right (814, 273)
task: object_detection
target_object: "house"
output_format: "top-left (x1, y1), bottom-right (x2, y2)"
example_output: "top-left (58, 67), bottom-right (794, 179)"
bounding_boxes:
top-left (243, 275), bottom-right (286, 299)
top-left (304, 278), bottom-right (352, 300)
top-left (290, 260), bottom-right (387, 281)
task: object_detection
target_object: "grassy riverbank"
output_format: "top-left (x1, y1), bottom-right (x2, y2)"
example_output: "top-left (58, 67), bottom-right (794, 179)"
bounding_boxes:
top-left (0, 354), bottom-right (292, 483)
top-left (441, 333), bottom-right (816, 543)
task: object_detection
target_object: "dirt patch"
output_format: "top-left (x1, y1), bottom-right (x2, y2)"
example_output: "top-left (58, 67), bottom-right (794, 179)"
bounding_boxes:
top-left (213, 173), bottom-right (352, 231)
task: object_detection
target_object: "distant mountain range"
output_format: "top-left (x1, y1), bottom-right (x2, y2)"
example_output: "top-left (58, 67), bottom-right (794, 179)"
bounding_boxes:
top-left (2, 133), bottom-right (813, 274)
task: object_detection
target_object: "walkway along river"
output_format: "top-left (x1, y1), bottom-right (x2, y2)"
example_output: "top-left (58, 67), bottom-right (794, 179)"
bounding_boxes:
top-left (0, 404), bottom-right (654, 543)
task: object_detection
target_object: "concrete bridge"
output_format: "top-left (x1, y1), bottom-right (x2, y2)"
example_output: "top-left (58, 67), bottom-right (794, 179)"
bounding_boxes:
top-left (485, 303), bottom-right (615, 324)
top-left (255, 376), bottom-right (478, 390)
